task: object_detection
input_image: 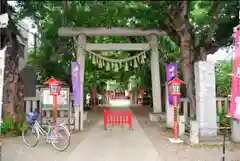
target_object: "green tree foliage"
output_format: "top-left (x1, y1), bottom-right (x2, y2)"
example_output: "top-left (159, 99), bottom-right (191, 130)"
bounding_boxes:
top-left (17, 1), bottom-right (237, 105)
top-left (215, 60), bottom-right (232, 97)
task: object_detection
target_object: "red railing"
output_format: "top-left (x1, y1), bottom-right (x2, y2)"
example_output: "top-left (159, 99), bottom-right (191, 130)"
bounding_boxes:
top-left (104, 109), bottom-right (132, 130)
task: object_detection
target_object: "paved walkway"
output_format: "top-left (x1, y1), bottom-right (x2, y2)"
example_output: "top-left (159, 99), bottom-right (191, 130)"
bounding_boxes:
top-left (66, 116), bottom-right (161, 161)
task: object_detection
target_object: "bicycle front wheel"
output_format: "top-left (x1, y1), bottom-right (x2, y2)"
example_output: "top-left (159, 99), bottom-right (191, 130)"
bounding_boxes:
top-left (22, 124), bottom-right (40, 147)
top-left (50, 125), bottom-right (70, 151)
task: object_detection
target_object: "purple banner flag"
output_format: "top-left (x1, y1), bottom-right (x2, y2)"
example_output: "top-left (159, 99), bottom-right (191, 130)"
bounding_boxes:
top-left (165, 63), bottom-right (180, 105)
top-left (71, 62), bottom-right (80, 106)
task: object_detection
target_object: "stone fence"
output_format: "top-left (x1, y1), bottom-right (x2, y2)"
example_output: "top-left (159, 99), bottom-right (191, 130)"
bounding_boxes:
top-left (24, 95), bottom-right (228, 124)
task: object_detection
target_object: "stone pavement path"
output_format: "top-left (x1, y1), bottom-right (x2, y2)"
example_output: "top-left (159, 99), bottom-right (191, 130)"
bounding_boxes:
top-left (2, 130), bottom-right (88, 161)
top-left (1, 113), bottom-right (99, 161)
top-left (66, 116), bottom-right (161, 161)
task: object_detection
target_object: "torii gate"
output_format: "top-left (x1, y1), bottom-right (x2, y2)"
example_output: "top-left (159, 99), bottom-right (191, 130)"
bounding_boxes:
top-left (58, 27), bottom-right (166, 131)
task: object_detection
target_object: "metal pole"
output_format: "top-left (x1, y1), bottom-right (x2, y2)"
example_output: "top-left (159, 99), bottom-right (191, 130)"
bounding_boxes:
top-left (222, 129), bottom-right (226, 161)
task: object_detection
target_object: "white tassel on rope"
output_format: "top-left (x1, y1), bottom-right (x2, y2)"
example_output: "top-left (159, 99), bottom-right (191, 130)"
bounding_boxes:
top-left (86, 50), bottom-right (147, 70)
top-left (124, 62), bottom-right (129, 71)
top-left (106, 62), bottom-right (110, 71)
top-left (133, 58), bottom-right (138, 68)
top-left (92, 56), bottom-right (96, 64)
top-left (119, 62), bottom-right (122, 68)
top-left (129, 60), bottom-right (133, 67)
top-left (137, 56), bottom-right (140, 62)
top-left (141, 55), bottom-right (145, 64)
top-left (114, 63), bottom-right (119, 72)
top-left (111, 62), bottom-right (114, 70)
top-left (98, 59), bottom-right (103, 68)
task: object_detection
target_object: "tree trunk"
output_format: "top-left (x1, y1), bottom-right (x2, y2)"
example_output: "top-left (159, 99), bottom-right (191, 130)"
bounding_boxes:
top-left (180, 40), bottom-right (196, 113)
top-left (166, 2), bottom-right (197, 113)
top-left (4, 40), bottom-right (25, 129)
top-left (1, 0), bottom-right (25, 131)
top-left (166, 1), bottom-right (224, 114)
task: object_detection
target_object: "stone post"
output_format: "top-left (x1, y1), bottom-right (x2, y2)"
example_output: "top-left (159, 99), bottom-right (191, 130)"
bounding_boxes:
top-left (195, 61), bottom-right (217, 136)
top-left (190, 121), bottom-right (199, 144)
top-left (178, 115), bottom-right (185, 136)
top-left (76, 34), bottom-right (86, 131)
top-left (231, 119), bottom-right (240, 142)
top-left (147, 34), bottom-right (162, 113)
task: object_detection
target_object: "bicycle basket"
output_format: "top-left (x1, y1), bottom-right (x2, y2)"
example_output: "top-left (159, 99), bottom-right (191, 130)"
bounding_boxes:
top-left (26, 112), bottom-right (39, 125)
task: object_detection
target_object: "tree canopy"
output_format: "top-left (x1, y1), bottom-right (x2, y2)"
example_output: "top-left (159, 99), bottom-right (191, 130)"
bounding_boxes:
top-left (15, 1), bottom-right (237, 104)
top-left (215, 59), bottom-right (232, 97)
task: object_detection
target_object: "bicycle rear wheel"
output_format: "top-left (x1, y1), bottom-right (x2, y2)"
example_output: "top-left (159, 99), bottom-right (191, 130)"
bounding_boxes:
top-left (22, 124), bottom-right (39, 147)
top-left (50, 125), bottom-right (70, 151)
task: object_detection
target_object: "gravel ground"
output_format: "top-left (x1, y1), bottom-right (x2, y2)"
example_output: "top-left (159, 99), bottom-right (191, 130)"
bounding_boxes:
top-left (1, 111), bottom-right (100, 161)
top-left (136, 113), bottom-right (240, 161)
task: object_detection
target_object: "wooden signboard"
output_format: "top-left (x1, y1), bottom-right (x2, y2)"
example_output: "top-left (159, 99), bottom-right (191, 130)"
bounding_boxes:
top-left (41, 87), bottom-right (70, 110)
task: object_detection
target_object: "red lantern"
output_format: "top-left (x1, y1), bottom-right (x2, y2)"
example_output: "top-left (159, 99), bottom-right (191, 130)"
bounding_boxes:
top-left (43, 77), bottom-right (65, 125)
top-left (167, 77), bottom-right (184, 143)
top-left (167, 77), bottom-right (184, 96)
top-left (43, 77), bottom-right (64, 96)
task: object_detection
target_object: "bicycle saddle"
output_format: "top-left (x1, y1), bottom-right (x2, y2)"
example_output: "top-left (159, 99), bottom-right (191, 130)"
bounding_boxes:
top-left (47, 119), bottom-right (57, 126)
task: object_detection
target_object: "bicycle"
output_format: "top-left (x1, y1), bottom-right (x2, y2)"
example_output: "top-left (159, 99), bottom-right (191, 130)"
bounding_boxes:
top-left (22, 111), bottom-right (71, 151)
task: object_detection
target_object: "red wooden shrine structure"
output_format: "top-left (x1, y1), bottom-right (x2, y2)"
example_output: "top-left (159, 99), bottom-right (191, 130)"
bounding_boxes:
top-left (104, 109), bottom-right (132, 130)
top-left (91, 87), bottom-right (146, 130)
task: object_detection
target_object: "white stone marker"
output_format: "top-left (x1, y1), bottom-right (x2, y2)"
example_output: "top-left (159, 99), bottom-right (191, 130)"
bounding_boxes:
top-left (195, 61), bottom-right (217, 136)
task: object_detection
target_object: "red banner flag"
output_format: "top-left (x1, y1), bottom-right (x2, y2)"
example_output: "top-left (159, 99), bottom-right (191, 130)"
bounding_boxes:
top-left (228, 29), bottom-right (240, 120)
